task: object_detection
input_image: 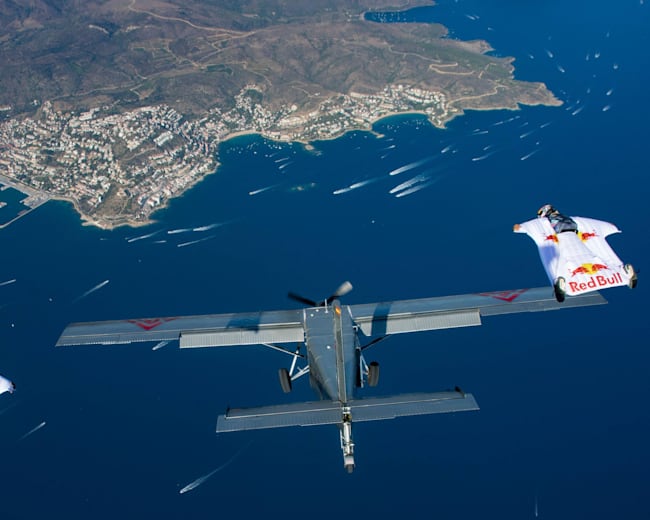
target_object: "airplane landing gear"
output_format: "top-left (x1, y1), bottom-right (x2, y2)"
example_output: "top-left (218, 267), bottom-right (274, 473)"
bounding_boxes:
top-left (278, 368), bottom-right (292, 393)
top-left (277, 343), bottom-right (310, 393)
top-left (359, 355), bottom-right (381, 388)
top-left (367, 361), bottom-right (380, 387)
top-left (340, 411), bottom-right (355, 474)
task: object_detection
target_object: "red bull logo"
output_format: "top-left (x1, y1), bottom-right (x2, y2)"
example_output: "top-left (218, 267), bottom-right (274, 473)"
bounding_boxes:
top-left (570, 263), bottom-right (609, 277)
top-left (579, 232), bottom-right (597, 242)
top-left (545, 234), bottom-right (558, 243)
top-left (569, 272), bottom-right (624, 293)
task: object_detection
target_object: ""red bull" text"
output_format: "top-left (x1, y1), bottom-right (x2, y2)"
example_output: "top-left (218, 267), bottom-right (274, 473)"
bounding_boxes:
top-left (569, 272), bottom-right (624, 292)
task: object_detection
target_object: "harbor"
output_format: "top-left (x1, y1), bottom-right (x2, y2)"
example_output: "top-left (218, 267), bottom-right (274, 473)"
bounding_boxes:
top-left (0, 173), bottom-right (50, 229)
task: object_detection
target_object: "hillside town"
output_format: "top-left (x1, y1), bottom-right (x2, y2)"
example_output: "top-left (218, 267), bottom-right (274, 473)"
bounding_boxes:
top-left (0, 84), bottom-right (450, 228)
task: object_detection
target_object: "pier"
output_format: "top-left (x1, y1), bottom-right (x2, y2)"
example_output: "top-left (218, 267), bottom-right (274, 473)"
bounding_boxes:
top-left (0, 173), bottom-right (50, 229)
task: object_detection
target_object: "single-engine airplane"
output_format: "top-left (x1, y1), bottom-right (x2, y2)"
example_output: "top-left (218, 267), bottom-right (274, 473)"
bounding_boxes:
top-left (57, 282), bottom-right (606, 472)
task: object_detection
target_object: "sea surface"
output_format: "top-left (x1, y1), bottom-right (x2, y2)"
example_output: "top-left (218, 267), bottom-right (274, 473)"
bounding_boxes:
top-left (1, 1), bottom-right (649, 518)
top-left (0, 186), bottom-right (29, 227)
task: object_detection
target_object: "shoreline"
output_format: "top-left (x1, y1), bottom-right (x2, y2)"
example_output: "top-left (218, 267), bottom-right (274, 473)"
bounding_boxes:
top-left (0, 0), bottom-right (563, 232)
top-left (6, 98), bottom-right (554, 231)
top-left (60, 109), bottom-right (463, 230)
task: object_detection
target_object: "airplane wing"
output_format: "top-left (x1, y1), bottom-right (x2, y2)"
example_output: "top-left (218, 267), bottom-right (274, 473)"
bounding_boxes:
top-left (348, 286), bottom-right (606, 338)
top-left (56, 309), bottom-right (305, 347)
top-left (56, 287), bottom-right (606, 348)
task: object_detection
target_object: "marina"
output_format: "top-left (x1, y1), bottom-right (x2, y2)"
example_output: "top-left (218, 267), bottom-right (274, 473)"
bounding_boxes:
top-left (0, 174), bottom-right (50, 229)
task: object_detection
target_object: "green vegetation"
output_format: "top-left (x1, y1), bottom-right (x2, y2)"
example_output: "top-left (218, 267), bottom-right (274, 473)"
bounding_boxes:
top-left (0, 0), bottom-right (561, 229)
top-left (0, 0), bottom-right (558, 120)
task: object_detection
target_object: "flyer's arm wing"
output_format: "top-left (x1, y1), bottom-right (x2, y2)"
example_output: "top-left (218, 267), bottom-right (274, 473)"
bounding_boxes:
top-left (56, 309), bottom-right (305, 348)
top-left (572, 216), bottom-right (626, 267)
top-left (514, 218), bottom-right (557, 245)
top-left (573, 217), bottom-right (621, 238)
top-left (349, 287), bottom-right (606, 338)
top-left (514, 218), bottom-right (561, 285)
top-left (0, 374), bottom-right (15, 395)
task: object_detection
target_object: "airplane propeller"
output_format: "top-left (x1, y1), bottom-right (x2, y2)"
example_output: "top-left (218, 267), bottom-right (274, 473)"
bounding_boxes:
top-left (287, 292), bottom-right (318, 306)
top-left (288, 281), bottom-right (353, 307)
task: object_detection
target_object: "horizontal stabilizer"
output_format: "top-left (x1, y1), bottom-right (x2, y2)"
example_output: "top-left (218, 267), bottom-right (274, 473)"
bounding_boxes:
top-left (217, 401), bottom-right (342, 432)
top-left (216, 391), bottom-right (478, 433)
top-left (348, 391), bottom-right (478, 422)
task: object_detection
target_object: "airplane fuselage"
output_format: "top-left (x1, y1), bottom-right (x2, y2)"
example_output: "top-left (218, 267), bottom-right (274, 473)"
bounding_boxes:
top-left (303, 299), bottom-right (358, 471)
top-left (303, 300), bottom-right (358, 402)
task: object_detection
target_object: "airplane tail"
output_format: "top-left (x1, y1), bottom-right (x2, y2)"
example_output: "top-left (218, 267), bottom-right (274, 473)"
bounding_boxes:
top-left (217, 390), bottom-right (478, 473)
top-left (216, 390), bottom-right (478, 433)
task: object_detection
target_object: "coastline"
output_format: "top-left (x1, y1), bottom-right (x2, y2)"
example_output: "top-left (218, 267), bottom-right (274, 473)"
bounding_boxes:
top-left (55, 194), bottom-right (153, 230)
top-left (56, 160), bottom-right (224, 231)
top-left (44, 100), bottom-right (548, 231)
top-left (0, 0), bottom-right (564, 232)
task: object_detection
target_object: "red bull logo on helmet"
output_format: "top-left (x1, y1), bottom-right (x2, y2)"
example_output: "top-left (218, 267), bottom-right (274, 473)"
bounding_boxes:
top-left (579, 232), bottom-right (597, 242)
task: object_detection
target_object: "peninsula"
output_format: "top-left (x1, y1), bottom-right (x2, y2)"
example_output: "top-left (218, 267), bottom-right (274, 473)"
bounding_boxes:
top-left (0, 0), bottom-right (561, 228)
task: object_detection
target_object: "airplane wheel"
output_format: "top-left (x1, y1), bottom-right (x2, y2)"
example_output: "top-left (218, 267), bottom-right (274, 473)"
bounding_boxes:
top-left (367, 361), bottom-right (380, 387)
top-left (278, 368), bottom-right (292, 393)
top-left (554, 277), bottom-right (566, 303)
top-left (624, 264), bottom-right (638, 289)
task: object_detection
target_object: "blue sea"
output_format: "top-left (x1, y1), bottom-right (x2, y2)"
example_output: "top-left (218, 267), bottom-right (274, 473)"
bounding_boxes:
top-left (1, 1), bottom-right (648, 518)
top-left (0, 187), bottom-right (29, 228)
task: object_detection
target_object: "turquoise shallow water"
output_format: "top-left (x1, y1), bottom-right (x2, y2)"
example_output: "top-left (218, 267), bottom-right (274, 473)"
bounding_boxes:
top-left (1, 1), bottom-right (649, 518)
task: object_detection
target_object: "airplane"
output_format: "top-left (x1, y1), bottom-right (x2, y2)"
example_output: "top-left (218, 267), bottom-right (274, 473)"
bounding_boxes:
top-left (56, 282), bottom-right (606, 472)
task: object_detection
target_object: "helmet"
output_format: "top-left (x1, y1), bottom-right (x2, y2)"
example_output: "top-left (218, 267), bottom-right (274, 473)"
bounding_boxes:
top-left (537, 204), bottom-right (556, 218)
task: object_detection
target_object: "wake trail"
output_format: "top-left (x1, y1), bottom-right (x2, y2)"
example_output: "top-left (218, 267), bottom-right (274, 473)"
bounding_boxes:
top-left (388, 155), bottom-right (437, 176)
top-left (179, 442), bottom-right (252, 494)
top-left (73, 280), bottom-right (109, 303)
top-left (19, 421), bottom-right (46, 441)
